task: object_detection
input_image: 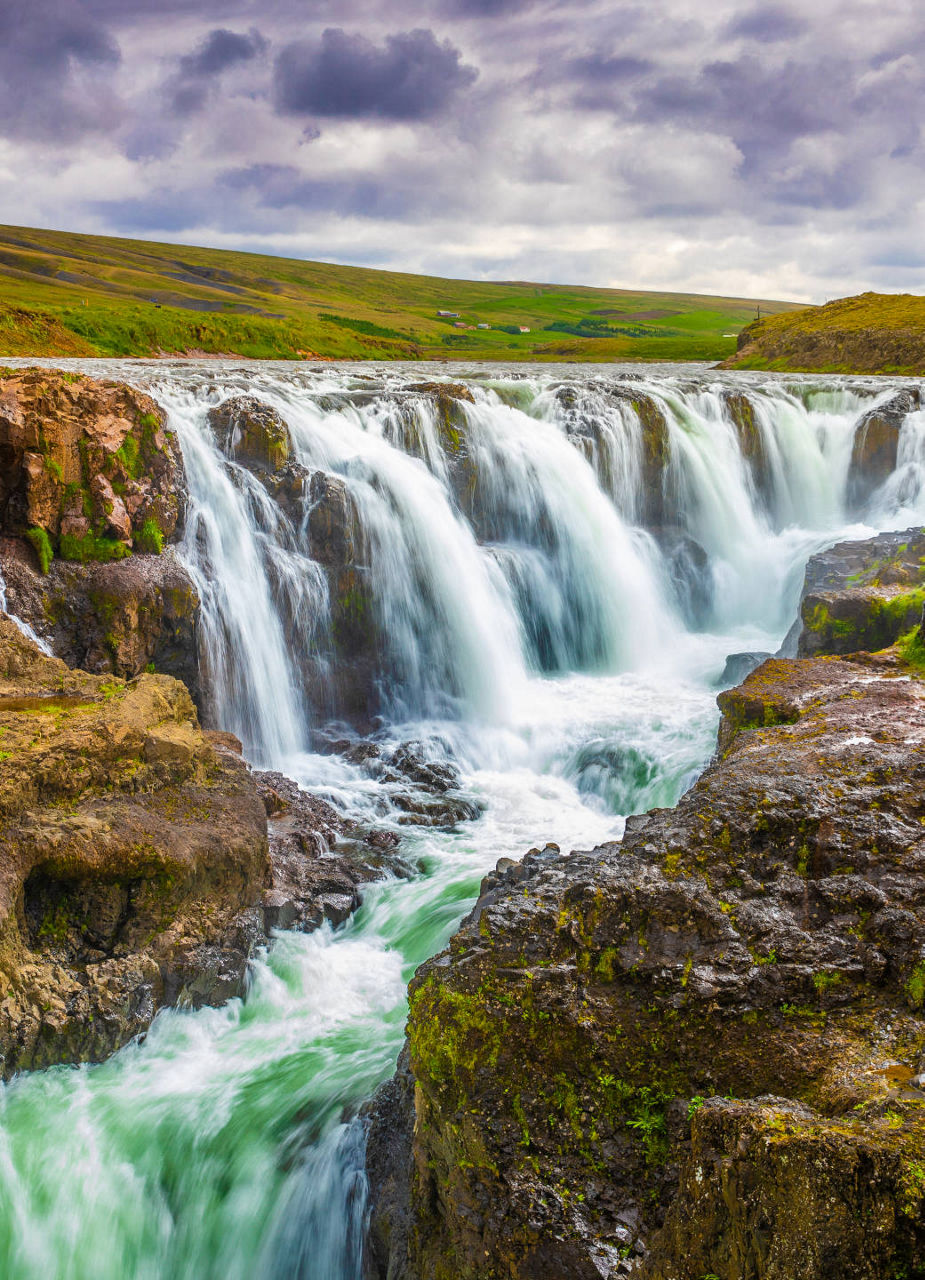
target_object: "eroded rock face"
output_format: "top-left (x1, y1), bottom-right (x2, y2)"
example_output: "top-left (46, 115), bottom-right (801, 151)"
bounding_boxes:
top-left (0, 536), bottom-right (200, 696)
top-left (367, 647), bottom-right (925, 1279)
top-left (0, 616), bottom-right (269, 1076)
top-left (795, 526), bottom-right (925, 657)
top-left (0, 368), bottom-right (184, 554)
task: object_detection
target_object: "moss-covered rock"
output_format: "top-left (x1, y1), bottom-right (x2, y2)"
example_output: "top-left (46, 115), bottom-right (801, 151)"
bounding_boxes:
top-left (208, 395), bottom-right (290, 472)
top-left (793, 527), bottom-right (925, 657)
top-left (367, 644), bottom-right (925, 1278)
top-left (0, 615), bottom-right (269, 1075)
top-left (0, 368), bottom-right (183, 563)
top-left (0, 535), bottom-right (201, 698)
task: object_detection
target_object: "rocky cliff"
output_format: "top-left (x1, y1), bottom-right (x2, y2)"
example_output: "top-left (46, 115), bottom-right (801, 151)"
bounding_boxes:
top-left (0, 368), bottom-right (200, 689)
top-left (366, 530), bottom-right (925, 1280)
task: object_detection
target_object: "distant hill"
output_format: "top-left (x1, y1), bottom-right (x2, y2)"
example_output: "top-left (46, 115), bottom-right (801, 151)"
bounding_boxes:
top-left (0, 224), bottom-right (803, 363)
top-left (723, 292), bottom-right (925, 374)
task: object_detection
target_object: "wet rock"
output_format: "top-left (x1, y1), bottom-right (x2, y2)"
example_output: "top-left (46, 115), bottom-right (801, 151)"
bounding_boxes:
top-left (254, 769), bottom-right (410, 933)
top-left (367, 645), bottom-right (925, 1278)
top-left (792, 527), bottom-right (925, 657)
top-left (718, 650), bottom-right (771, 688)
top-left (657, 528), bottom-right (713, 628)
top-left (208, 395), bottom-right (290, 473)
top-left (723, 390), bottom-right (772, 502)
top-left (0, 536), bottom-right (200, 699)
top-left (847, 389), bottom-right (920, 512)
top-left (0, 616), bottom-right (269, 1077)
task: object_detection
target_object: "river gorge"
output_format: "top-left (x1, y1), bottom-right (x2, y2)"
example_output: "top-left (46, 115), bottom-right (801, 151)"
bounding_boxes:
top-left (0, 360), bottom-right (923, 1278)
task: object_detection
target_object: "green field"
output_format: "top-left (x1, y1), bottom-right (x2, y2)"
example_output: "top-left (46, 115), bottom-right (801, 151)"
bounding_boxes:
top-left (0, 224), bottom-right (805, 362)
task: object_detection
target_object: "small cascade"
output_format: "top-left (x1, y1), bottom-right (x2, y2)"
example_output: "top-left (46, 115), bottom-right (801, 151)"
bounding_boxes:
top-left (0, 566), bottom-right (52, 655)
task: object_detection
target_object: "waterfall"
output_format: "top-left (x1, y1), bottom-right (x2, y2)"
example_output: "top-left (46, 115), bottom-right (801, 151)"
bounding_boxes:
top-left (1, 358), bottom-right (924, 1280)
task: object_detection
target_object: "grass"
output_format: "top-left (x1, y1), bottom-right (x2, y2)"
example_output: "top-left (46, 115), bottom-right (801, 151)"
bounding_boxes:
top-left (0, 222), bottom-right (804, 364)
top-left (726, 291), bottom-right (925, 374)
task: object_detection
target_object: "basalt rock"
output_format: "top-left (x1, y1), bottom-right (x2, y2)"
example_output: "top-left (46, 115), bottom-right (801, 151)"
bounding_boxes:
top-left (847, 389), bottom-right (921, 512)
top-left (367, 646), bottom-right (925, 1279)
top-left (0, 615), bottom-right (269, 1076)
top-left (256, 769), bottom-right (411, 932)
top-left (0, 535), bottom-right (200, 698)
top-left (723, 390), bottom-right (772, 502)
top-left (0, 368), bottom-right (184, 556)
top-left (794, 526), bottom-right (925, 657)
top-left (209, 395), bottom-right (290, 473)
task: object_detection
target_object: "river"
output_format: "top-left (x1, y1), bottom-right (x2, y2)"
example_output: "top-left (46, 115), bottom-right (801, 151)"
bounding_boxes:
top-left (0, 360), bottom-right (922, 1277)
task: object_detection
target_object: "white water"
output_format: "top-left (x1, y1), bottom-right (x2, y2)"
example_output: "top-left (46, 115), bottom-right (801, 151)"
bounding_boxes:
top-left (0, 360), bottom-right (922, 1277)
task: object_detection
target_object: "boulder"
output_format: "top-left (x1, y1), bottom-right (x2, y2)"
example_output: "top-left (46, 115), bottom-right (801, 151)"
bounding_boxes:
top-left (793, 527), bottom-right (925, 657)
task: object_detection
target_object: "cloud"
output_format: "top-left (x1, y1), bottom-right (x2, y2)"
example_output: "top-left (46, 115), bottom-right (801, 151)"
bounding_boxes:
top-left (168, 26), bottom-right (267, 115)
top-left (726, 6), bottom-right (809, 43)
top-left (178, 27), bottom-right (267, 78)
top-left (0, 0), bottom-right (121, 141)
top-left (273, 27), bottom-right (478, 120)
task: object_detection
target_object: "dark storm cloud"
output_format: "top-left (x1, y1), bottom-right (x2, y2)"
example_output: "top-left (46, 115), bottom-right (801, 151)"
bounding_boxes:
top-left (0, 0), bottom-right (121, 140)
top-left (273, 27), bottom-right (478, 120)
top-left (726, 6), bottom-right (809, 44)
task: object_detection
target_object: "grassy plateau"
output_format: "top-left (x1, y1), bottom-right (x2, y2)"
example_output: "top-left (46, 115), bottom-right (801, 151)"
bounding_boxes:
top-left (0, 224), bottom-right (804, 363)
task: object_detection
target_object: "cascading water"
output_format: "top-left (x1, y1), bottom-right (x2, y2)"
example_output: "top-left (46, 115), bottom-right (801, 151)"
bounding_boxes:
top-left (0, 358), bottom-right (923, 1278)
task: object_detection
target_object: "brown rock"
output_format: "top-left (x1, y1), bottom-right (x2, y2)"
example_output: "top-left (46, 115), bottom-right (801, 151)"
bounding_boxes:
top-left (208, 396), bottom-right (290, 472)
top-left (0, 615), bottom-right (269, 1076)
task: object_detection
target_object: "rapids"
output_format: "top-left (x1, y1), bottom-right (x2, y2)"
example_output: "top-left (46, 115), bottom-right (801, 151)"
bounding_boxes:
top-left (0, 360), bottom-right (922, 1278)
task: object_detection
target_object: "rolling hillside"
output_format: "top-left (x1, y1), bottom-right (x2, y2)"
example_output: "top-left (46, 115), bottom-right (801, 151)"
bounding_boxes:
top-left (724, 292), bottom-right (925, 374)
top-left (0, 224), bottom-right (804, 362)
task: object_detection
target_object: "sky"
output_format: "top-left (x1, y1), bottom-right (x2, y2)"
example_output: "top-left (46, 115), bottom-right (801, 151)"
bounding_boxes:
top-left (1, 0), bottom-right (923, 302)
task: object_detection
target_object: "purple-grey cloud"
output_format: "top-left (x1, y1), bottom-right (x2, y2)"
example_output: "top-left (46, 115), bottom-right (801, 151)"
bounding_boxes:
top-left (274, 27), bottom-right (478, 120)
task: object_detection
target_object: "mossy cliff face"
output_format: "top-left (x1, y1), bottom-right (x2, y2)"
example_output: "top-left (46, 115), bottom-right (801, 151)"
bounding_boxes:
top-left (0, 535), bottom-right (200, 694)
top-left (795, 526), bottom-right (925, 658)
top-left (0, 368), bottom-right (201, 690)
top-left (0, 615), bottom-right (269, 1076)
top-left (0, 368), bottom-right (183, 558)
top-left (368, 647), bottom-right (925, 1277)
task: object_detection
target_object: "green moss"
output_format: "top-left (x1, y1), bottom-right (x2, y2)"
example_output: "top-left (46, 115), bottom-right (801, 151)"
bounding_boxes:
top-left (905, 962), bottom-right (925, 1010)
top-left (114, 433), bottom-right (141, 478)
top-left (25, 526), bottom-right (53, 574)
top-left (134, 517), bottom-right (164, 555)
top-left (59, 530), bottom-right (130, 564)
